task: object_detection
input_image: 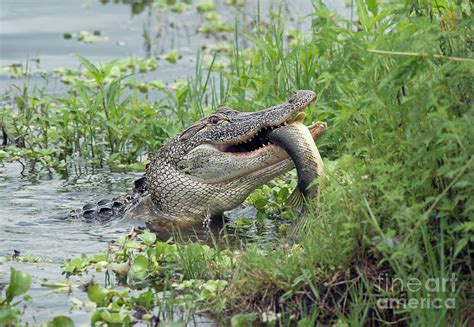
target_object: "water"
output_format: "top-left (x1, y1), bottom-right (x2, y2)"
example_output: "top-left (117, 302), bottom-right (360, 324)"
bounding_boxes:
top-left (0, 0), bottom-right (350, 93)
top-left (1, 0), bottom-right (201, 94)
top-left (0, 162), bottom-right (140, 258)
top-left (0, 0), bottom-right (350, 324)
top-left (0, 162), bottom-right (137, 324)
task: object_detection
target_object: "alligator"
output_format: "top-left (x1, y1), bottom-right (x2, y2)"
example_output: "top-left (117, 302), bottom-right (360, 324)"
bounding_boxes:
top-left (68, 90), bottom-right (326, 227)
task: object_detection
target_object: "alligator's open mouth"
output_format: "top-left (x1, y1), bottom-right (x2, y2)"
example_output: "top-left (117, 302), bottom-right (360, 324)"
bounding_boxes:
top-left (212, 110), bottom-right (319, 157)
top-left (214, 122), bottom-right (290, 154)
top-left (198, 90), bottom-right (319, 159)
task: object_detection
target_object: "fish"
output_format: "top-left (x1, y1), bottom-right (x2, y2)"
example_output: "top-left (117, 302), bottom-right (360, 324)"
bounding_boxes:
top-left (268, 113), bottom-right (325, 209)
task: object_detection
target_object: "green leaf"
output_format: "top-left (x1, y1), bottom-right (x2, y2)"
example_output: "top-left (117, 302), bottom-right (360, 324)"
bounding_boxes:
top-left (196, 1), bottom-right (215, 13)
top-left (74, 82), bottom-right (91, 106)
top-left (277, 187), bottom-right (290, 203)
top-left (365, 0), bottom-right (378, 16)
top-left (231, 313), bottom-right (257, 327)
top-left (164, 50), bottom-right (183, 64)
top-left (77, 54), bottom-right (99, 76)
top-left (454, 238), bottom-right (468, 258)
top-left (355, 0), bottom-right (369, 31)
top-left (246, 34), bottom-right (277, 60)
top-left (199, 288), bottom-right (215, 301)
top-left (135, 291), bottom-right (154, 309)
top-left (129, 255), bottom-right (149, 281)
top-left (253, 195), bottom-right (268, 209)
top-left (138, 231), bottom-right (157, 247)
top-left (91, 310), bottom-right (103, 324)
top-left (156, 242), bottom-right (178, 262)
top-left (47, 316), bottom-right (74, 327)
top-left (76, 54), bottom-right (104, 84)
top-left (0, 306), bottom-right (21, 324)
top-left (6, 268), bottom-right (32, 303)
top-left (234, 216), bottom-right (253, 229)
top-left (91, 253), bottom-right (107, 263)
top-left (87, 283), bottom-right (108, 307)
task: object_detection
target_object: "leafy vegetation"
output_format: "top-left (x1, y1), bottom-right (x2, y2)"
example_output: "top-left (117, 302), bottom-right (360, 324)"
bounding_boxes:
top-left (0, 268), bottom-right (33, 324)
top-left (1, 0), bottom-right (472, 325)
top-left (1, 267), bottom-right (75, 326)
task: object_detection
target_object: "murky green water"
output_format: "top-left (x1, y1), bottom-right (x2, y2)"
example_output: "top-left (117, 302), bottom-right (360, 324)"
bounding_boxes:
top-left (0, 0), bottom-right (348, 324)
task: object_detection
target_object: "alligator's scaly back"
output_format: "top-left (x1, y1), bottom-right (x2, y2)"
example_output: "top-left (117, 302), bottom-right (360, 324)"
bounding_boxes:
top-left (146, 90), bottom-right (324, 221)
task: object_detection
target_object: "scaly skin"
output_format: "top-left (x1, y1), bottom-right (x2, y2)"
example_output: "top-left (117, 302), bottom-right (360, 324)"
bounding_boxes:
top-left (69, 90), bottom-right (325, 223)
top-left (146, 90), bottom-right (323, 221)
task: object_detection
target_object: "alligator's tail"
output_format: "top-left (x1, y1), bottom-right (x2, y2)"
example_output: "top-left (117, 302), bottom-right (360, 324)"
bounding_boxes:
top-left (66, 174), bottom-right (147, 222)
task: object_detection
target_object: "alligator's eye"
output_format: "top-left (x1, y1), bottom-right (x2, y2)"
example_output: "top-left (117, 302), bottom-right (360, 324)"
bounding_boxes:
top-left (208, 115), bottom-right (220, 124)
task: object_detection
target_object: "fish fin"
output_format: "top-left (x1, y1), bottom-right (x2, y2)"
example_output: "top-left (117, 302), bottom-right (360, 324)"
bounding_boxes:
top-left (285, 187), bottom-right (304, 208)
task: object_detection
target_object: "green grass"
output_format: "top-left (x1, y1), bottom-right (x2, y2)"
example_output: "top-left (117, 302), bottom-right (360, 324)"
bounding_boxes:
top-left (1, 0), bottom-right (473, 325)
